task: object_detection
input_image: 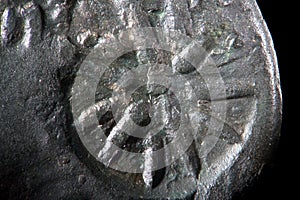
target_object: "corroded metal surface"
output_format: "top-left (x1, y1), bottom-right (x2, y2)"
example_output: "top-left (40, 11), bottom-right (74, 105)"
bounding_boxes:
top-left (0, 0), bottom-right (281, 199)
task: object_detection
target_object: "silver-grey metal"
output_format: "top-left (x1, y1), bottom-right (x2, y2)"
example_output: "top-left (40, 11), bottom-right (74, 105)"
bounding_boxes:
top-left (0, 0), bottom-right (281, 199)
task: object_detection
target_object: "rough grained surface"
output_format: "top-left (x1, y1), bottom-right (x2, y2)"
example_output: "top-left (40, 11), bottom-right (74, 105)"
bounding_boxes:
top-left (0, 0), bottom-right (281, 199)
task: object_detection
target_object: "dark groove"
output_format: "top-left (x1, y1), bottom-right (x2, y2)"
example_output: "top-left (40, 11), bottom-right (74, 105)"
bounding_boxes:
top-left (66, 35), bottom-right (79, 48)
top-left (217, 56), bottom-right (243, 68)
top-left (197, 93), bottom-right (255, 103)
top-left (188, 141), bottom-right (202, 178)
top-left (214, 93), bottom-right (254, 102)
top-left (66, 0), bottom-right (77, 34)
top-left (37, 4), bottom-right (46, 38)
top-left (98, 110), bottom-right (116, 136)
top-left (186, 190), bottom-right (197, 200)
top-left (151, 167), bottom-right (166, 189)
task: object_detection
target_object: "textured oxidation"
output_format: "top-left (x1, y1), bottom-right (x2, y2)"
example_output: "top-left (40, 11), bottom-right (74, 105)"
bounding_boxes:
top-left (0, 0), bottom-right (281, 200)
top-left (0, 2), bottom-right (41, 47)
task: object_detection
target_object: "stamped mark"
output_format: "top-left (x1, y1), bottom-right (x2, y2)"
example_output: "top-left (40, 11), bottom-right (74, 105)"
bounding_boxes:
top-left (1, 1), bottom-right (43, 48)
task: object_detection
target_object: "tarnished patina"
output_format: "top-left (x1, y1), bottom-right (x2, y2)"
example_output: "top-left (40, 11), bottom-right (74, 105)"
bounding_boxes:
top-left (0, 0), bottom-right (281, 199)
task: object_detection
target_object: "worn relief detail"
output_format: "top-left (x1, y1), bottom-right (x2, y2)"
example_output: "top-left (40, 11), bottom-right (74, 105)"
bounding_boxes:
top-left (0, 0), bottom-right (281, 199)
top-left (1, 2), bottom-right (41, 48)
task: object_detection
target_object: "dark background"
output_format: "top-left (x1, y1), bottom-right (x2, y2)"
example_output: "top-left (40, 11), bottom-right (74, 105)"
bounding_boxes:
top-left (234, 1), bottom-right (292, 199)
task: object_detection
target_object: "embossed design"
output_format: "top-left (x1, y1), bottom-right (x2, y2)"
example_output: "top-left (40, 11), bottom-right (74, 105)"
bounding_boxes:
top-left (0, 1), bottom-right (41, 48)
top-left (0, 0), bottom-right (281, 199)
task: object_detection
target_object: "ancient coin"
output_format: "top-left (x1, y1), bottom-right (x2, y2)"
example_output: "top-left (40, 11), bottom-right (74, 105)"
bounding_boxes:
top-left (0, 0), bottom-right (281, 199)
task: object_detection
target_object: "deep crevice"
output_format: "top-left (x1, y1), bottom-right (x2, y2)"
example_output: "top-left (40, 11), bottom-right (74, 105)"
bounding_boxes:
top-left (37, 4), bottom-right (46, 38)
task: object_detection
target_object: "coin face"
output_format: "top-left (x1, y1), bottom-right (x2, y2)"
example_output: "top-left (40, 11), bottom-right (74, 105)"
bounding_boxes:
top-left (0, 0), bottom-right (281, 199)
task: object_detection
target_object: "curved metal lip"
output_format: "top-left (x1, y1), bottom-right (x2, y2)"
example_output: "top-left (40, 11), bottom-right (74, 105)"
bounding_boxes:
top-left (196, 0), bottom-right (282, 198)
